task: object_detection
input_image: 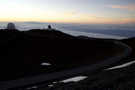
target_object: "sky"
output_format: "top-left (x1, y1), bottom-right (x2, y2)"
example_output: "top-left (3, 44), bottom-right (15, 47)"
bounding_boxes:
top-left (0, 0), bottom-right (135, 24)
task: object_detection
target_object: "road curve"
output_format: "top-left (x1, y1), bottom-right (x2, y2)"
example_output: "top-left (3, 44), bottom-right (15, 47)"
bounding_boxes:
top-left (0, 41), bottom-right (132, 90)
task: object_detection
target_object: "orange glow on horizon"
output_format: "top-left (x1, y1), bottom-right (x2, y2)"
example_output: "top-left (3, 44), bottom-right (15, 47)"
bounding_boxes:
top-left (0, 11), bottom-right (135, 24)
top-left (0, 16), bottom-right (135, 24)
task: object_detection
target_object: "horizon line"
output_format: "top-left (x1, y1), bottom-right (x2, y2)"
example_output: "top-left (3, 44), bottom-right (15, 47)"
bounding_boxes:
top-left (0, 21), bottom-right (134, 25)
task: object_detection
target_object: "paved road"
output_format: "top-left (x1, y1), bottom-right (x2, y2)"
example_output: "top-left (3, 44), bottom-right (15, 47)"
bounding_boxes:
top-left (0, 41), bottom-right (132, 90)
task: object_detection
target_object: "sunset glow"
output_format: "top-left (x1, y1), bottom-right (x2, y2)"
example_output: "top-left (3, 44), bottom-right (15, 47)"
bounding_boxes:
top-left (0, 0), bottom-right (135, 24)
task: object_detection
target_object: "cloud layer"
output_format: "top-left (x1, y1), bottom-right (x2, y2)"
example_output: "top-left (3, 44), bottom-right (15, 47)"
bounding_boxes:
top-left (108, 4), bottom-right (135, 11)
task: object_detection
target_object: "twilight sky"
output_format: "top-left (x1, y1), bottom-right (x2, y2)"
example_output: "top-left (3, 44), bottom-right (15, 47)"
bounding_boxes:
top-left (0, 0), bottom-right (135, 24)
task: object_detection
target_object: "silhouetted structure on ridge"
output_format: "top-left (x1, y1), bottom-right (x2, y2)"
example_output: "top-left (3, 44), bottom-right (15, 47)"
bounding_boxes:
top-left (7, 23), bottom-right (16, 30)
top-left (48, 25), bottom-right (52, 29)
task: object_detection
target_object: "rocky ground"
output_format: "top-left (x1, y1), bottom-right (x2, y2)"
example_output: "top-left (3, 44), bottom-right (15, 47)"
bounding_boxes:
top-left (39, 37), bottom-right (135, 90)
top-left (18, 36), bottom-right (135, 90)
top-left (19, 59), bottom-right (135, 90)
top-left (0, 29), bottom-right (135, 90)
top-left (0, 29), bottom-right (123, 81)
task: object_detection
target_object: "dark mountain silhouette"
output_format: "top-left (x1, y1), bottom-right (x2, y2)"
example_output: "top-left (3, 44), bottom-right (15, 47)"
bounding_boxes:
top-left (0, 29), bottom-right (126, 81)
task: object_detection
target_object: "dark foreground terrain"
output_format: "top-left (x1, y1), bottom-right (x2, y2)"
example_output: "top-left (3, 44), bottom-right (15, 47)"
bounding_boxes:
top-left (19, 37), bottom-right (135, 90)
top-left (42, 37), bottom-right (135, 90)
top-left (0, 29), bottom-right (124, 80)
top-left (0, 29), bottom-right (135, 90)
top-left (43, 62), bottom-right (135, 90)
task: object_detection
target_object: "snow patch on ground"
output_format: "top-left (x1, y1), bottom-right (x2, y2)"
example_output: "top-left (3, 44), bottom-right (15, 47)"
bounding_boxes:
top-left (105, 60), bottom-right (135, 70)
top-left (26, 86), bottom-right (38, 90)
top-left (41, 62), bottom-right (51, 66)
top-left (61, 76), bottom-right (88, 83)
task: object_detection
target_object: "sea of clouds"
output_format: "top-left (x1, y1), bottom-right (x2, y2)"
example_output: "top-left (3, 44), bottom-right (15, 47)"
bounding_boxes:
top-left (0, 22), bottom-right (135, 39)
